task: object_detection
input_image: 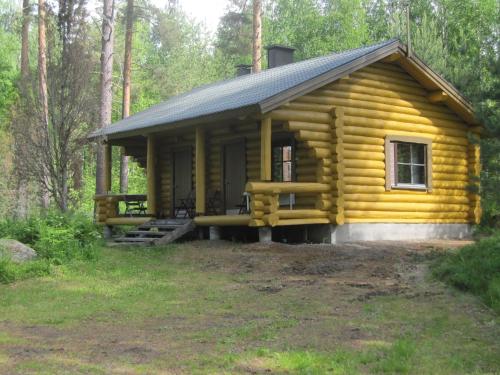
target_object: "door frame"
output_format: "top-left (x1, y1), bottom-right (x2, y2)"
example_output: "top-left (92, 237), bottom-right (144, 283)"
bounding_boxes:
top-left (221, 137), bottom-right (246, 212)
top-left (171, 146), bottom-right (193, 217)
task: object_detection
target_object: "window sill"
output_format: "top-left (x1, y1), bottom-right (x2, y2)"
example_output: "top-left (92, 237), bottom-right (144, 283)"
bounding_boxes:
top-left (390, 185), bottom-right (429, 192)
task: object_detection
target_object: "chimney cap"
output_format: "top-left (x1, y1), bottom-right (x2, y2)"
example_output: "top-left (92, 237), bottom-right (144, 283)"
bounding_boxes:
top-left (265, 44), bottom-right (296, 52)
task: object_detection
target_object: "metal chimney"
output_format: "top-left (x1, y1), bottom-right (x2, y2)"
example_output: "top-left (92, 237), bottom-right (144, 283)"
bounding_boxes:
top-left (235, 64), bottom-right (252, 76)
top-left (266, 45), bottom-right (295, 68)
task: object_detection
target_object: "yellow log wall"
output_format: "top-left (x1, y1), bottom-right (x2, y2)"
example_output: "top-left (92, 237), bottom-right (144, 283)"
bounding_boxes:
top-left (279, 61), bottom-right (478, 224)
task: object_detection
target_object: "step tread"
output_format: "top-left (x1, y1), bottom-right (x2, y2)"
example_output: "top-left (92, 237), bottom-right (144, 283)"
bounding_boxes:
top-left (114, 237), bottom-right (155, 243)
top-left (126, 230), bottom-right (167, 236)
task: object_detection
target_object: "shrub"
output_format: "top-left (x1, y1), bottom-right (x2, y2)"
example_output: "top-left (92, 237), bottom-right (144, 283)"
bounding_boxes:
top-left (432, 232), bottom-right (500, 313)
top-left (0, 211), bottom-right (101, 283)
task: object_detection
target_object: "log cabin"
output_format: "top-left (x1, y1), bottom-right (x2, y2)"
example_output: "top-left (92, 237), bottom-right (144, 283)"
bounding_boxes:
top-left (89, 39), bottom-right (482, 243)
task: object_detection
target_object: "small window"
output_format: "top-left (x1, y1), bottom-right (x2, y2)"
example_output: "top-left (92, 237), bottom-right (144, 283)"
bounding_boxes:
top-left (385, 136), bottom-right (432, 191)
top-left (272, 138), bottom-right (295, 182)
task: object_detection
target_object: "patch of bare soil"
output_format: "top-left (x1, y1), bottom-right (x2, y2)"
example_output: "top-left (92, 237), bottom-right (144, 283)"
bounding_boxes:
top-left (0, 239), bottom-right (476, 374)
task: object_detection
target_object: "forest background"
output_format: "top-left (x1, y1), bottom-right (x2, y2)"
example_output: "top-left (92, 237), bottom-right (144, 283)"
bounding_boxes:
top-left (0, 0), bottom-right (498, 223)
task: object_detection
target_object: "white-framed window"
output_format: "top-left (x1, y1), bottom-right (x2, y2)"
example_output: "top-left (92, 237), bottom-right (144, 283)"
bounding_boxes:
top-left (385, 136), bottom-right (432, 191)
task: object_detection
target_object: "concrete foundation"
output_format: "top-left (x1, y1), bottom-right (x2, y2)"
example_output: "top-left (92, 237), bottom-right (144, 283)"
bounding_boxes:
top-left (209, 226), bottom-right (221, 240)
top-left (103, 225), bottom-right (113, 239)
top-left (258, 227), bottom-right (272, 242)
top-left (329, 223), bottom-right (472, 243)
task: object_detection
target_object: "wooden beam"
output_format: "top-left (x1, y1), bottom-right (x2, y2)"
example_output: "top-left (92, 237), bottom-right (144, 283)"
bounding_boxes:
top-left (104, 143), bottom-right (112, 193)
top-left (260, 116), bottom-right (272, 181)
top-left (195, 127), bottom-right (206, 214)
top-left (381, 53), bottom-right (401, 63)
top-left (428, 91), bottom-right (448, 103)
top-left (146, 135), bottom-right (157, 216)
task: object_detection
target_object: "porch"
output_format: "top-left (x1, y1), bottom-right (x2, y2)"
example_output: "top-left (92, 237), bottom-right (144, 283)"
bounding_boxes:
top-left (95, 108), bottom-right (342, 230)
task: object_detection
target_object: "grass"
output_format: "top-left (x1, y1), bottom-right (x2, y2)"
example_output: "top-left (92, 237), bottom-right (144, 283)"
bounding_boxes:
top-left (432, 232), bottom-right (500, 313)
top-left (0, 243), bottom-right (499, 374)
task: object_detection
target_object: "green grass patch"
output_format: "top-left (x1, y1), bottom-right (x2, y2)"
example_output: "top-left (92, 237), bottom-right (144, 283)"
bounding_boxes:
top-left (0, 211), bottom-right (102, 283)
top-left (432, 232), bottom-right (500, 313)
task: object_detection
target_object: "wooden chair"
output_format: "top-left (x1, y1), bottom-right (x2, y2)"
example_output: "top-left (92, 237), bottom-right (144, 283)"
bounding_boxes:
top-left (174, 190), bottom-right (196, 218)
top-left (236, 193), bottom-right (250, 214)
top-left (124, 195), bottom-right (147, 216)
top-left (207, 190), bottom-right (223, 215)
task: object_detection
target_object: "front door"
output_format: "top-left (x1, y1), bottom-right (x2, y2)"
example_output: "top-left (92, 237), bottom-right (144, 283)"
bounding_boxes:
top-left (173, 149), bottom-right (192, 211)
top-left (223, 140), bottom-right (246, 213)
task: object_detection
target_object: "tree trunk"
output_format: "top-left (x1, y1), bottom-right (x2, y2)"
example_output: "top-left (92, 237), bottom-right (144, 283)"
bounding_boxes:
top-left (120, 0), bottom-right (134, 194)
top-left (96, 0), bottom-right (115, 195)
top-left (38, 0), bottom-right (50, 209)
top-left (252, 0), bottom-right (262, 73)
top-left (16, 0), bottom-right (31, 218)
top-left (21, 0), bottom-right (30, 80)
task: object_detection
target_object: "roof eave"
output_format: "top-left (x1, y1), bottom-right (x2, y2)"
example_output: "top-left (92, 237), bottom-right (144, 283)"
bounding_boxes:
top-left (102, 104), bottom-right (262, 141)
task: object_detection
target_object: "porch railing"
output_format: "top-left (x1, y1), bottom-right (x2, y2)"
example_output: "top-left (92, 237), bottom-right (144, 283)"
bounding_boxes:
top-left (94, 194), bottom-right (149, 225)
top-left (245, 182), bottom-right (332, 227)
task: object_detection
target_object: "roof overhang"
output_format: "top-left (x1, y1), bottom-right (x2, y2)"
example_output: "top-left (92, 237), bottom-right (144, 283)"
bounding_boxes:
top-left (260, 41), bottom-right (482, 130)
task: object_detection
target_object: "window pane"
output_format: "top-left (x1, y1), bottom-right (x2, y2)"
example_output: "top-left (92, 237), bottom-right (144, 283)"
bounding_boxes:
top-left (272, 146), bottom-right (283, 182)
top-left (412, 165), bottom-right (426, 185)
top-left (411, 144), bottom-right (425, 164)
top-left (396, 143), bottom-right (411, 163)
top-left (397, 164), bottom-right (411, 184)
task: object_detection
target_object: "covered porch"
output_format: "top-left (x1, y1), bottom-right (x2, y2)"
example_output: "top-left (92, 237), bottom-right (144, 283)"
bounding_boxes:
top-left (94, 107), bottom-right (342, 231)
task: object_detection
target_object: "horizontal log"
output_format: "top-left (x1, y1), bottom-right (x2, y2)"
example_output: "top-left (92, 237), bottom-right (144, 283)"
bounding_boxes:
top-left (344, 193), bottom-right (469, 204)
top-left (345, 77), bottom-right (428, 97)
top-left (344, 185), bottom-right (386, 194)
top-left (343, 134), bottom-right (385, 146)
top-left (275, 218), bottom-right (331, 226)
top-left (246, 182), bottom-right (330, 194)
top-left (344, 167), bottom-right (385, 178)
top-left (271, 109), bottom-right (331, 124)
top-left (313, 85), bottom-right (453, 116)
top-left (277, 209), bottom-right (329, 219)
top-left (305, 140), bottom-right (331, 149)
top-left (345, 218), bottom-right (470, 224)
top-left (432, 172), bottom-right (468, 182)
top-left (285, 121), bottom-right (331, 132)
top-left (343, 149), bottom-right (385, 161)
top-left (345, 210), bottom-right (468, 219)
top-left (344, 201), bottom-right (469, 212)
top-left (297, 130), bottom-right (331, 141)
top-left (343, 143), bottom-right (384, 153)
top-left (195, 215), bottom-right (251, 226)
top-left (344, 125), bottom-right (468, 146)
top-left (344, 159), bottom-right (385, 169)
top-left (351, 70), bottom-right (422, 89)
top-left (344, 115), bottom-right (466, 138)
top-left (343, 176), bottom-right (386, 186)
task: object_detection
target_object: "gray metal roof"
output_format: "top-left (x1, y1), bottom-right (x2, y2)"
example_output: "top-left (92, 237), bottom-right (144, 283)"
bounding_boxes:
top-left (91, 39), bottom-right (401, 139)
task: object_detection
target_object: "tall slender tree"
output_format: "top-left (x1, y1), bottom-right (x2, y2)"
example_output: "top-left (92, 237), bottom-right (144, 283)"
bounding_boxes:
top-left (16, 0), bottom-right (31, 217)
top-left (96, 0), bottom-right (115, 195)
top-left (120, 0), bottom-right (134, 193)
top-left (38, 0), bottom-right (49, 208)
top-left (252, 0), bottom-right (262, 73)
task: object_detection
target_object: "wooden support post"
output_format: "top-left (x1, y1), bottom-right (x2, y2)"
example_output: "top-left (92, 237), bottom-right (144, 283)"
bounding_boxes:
top-left (195, 127), bottom-right (206, 215)
top-left (104, 143), bottom-right (112, 193)
top-left (146, 135), bottom-right (157, 216)
top-left (260, 116), bottom-right (272, 181)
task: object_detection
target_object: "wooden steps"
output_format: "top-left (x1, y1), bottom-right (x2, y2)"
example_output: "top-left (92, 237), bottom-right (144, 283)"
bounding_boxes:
top-left (113, 219), bottom-right (195, 245)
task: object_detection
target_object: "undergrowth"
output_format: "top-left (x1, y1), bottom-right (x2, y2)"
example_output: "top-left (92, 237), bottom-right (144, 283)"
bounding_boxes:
top-left (0, 211), bottom-right (101, 283)
top-left (432, 231), bottom-right (500, 313)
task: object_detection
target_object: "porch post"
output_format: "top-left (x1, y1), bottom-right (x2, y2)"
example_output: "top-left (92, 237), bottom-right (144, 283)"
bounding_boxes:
top-left (195, 127), bottom-right (206, 215)
top-left (104, 143), bottom-right (112, 193)
top-left (260, 116), bottom-right (272, 181)
top-left (146, 135), bottom-right (157, 216)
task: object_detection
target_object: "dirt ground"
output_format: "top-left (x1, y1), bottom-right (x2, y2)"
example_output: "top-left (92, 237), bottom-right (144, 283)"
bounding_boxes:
top-left (1, 239), bottom-right (498, 374)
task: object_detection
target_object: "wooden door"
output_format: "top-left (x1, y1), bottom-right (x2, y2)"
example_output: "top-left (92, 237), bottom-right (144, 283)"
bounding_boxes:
top-left (173, 149), bottom-right (192, 208)
top-left (223, 140), bottom-right (246, 212)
